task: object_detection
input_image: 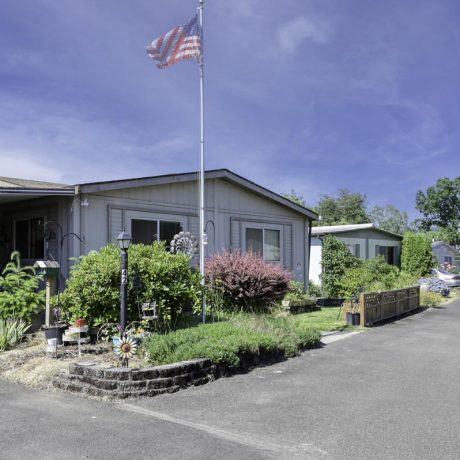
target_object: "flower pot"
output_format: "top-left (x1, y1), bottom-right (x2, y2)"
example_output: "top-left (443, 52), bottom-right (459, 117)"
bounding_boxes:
top-left (345, 312), bottom-right (354, 326)
top-left (75, 318), bottom-right (86, 327)
top-left (43, 325), bottom-right (67, 345)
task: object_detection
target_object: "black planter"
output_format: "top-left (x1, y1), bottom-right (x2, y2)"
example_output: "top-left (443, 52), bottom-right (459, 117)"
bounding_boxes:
top-left (43, 325), bottom-right (67, 345)
top-left (317, 298), bottom-right (345, 307)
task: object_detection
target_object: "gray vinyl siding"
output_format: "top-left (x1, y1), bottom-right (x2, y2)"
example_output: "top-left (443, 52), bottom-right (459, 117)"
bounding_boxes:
top-left (78, 178), bottom-right (310, 282)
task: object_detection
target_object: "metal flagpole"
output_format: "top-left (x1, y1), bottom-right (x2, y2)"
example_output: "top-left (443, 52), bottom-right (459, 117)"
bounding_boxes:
top-left (198, 0), bottom-right (206, 323)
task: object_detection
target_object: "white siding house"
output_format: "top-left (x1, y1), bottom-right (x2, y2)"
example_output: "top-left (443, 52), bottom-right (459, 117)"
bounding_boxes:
top-left (0, 170), bottom-right (318, 288)
top-left (432, 241), bottom-right (460, 271)
top-left (309, 223), bottom-right (403, 285)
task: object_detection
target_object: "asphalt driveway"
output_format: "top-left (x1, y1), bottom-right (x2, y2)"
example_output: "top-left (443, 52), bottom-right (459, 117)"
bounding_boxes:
top-left (2, 297), bottom-right (460, 459)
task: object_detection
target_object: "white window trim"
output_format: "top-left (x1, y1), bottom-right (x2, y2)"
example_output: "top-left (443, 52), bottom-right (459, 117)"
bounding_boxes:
top-left (241, 222), bottom-right (284, 264)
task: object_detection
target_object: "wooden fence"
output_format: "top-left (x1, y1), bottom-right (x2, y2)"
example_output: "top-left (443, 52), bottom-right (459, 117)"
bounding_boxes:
top-left (359, 286), bottom-right (420, 326)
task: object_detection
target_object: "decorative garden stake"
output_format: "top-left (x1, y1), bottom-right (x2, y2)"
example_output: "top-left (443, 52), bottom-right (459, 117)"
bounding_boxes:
top-left (170, 231), bottom-right (198, 256)
top-left (114, 336), bottom-right (138, 368)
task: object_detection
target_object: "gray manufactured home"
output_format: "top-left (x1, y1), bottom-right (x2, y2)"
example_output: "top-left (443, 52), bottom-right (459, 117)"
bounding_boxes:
top-left (0, 170), bottom-right (317, 288)
top-left (309, 223), bottom-right (403, 284)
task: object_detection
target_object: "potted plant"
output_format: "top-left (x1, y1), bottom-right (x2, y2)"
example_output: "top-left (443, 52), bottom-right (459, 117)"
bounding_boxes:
top-left (344, 300), bottom-right (361, 326)
top-left (43, 307), bottom-right (68, 345)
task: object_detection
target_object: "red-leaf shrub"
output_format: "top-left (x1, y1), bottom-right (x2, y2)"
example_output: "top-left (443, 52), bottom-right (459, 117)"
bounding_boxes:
top-left (205, 251), bottom-right (292, 312)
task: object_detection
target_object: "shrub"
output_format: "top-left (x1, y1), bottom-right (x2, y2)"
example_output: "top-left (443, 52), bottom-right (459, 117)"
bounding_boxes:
top-left (420, 290), bottom-right (444, 308)
top-left (401, 233), bottom-right (433, 277)
top-left (283, 281), bottom-right (315, 303)
top-left (0, 318), bottom-right (30, 352)
top-left (307, 280), bottom-right (322, 298)
top-left (341, 256), bottom-right (400, 298)
top-left (205, 251), bottom-right (291, 312)
top-left (417, 277), bottom-right (450, 297)
top-left (144, 314), bottom-right (320, 368)
top-left (57, 242), bottom-right (202, 328)
top-left (321, 235), bottom-right (361, 298)
top-left (0, 252), bottom-right (45, 322)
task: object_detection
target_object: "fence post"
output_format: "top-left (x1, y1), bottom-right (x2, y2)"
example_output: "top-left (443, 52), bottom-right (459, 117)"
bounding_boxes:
top-left (359, 292), bottom-right (365, 327)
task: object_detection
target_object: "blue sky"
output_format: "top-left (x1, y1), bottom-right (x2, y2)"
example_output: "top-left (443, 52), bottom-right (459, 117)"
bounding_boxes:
top-left (0, 0), bottom-right (458, 218)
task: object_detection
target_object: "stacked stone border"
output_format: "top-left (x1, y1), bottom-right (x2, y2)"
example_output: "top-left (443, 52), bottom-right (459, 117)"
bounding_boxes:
top-left (53, 349), bottom-right (290, 399)
top-left (53, 359), bottom-right (217, 399)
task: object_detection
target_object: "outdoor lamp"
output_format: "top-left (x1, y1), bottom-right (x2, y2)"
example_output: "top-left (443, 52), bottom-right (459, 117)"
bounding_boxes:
top-left (116, 229), bottom-right (132, 346)
top-left (117, 230), bottom-right (132, 251)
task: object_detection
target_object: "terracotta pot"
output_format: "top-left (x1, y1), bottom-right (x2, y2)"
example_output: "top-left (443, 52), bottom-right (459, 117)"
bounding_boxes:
top-left (75, 318), bottom-right (86, 327)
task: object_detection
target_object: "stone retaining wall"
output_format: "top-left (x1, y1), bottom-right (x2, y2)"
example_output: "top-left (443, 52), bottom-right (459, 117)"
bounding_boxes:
top-left (53, 359), bottom-right (217, 399)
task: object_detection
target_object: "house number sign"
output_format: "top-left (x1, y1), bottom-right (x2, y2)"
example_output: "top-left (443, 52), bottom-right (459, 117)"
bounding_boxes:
top-left (121, 269), bottom-right (128, 285)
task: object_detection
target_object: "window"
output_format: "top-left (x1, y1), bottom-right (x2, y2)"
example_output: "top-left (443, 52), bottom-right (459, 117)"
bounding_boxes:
top-left (346, 244), bottom-right (360, 257)
top-left (14, 217), bottom-right (44, 259)
top-left (131, 219), bottom-right (182, 248)
top-left (245, 227), bottom-right (281, 262)
top-left (376, 245), bottom-right (395, 265)
top-left (444, 256), bottom-right (453, 265)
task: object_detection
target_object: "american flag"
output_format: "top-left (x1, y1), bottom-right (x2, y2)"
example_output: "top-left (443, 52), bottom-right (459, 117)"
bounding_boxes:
top-left (146, 15), bottom-right (202, 69)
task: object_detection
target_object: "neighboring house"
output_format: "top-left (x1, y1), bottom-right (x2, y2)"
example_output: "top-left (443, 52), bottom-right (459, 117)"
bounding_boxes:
top-left (0, 169), bottom-right (318, 288)
top-left (432, 241), bottom-right (460, 271)
top-left (309, 223), bottom-right (403, 284)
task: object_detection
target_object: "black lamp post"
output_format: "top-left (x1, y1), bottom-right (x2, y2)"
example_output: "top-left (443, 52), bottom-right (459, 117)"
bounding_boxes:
top-left (117, 229), bottom-right (132, 337)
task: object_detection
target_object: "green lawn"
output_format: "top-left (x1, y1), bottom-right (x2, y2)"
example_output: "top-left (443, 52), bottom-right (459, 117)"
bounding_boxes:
top-left (290, 307), bottom-right (353, 333)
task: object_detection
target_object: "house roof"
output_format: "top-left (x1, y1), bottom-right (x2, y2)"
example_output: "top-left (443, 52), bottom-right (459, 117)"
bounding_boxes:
top-left (0, 176), bottom-right (75, 204)
top-left (78, 169), bottom-right (318, 220)
top-left (311, 223), bottom-right (403, 239)
top-left (432, 241), bottom-right (459, 253)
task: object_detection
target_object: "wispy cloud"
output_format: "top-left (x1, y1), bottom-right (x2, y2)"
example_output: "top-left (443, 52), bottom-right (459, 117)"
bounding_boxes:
top-left (0, 149), bottom-right (64, 183)
top-left (277, 16), bottom-right (330, 53)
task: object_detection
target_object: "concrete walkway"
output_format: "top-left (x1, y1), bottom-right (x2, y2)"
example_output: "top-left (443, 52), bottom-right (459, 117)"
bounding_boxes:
top-left (2, 298), bottom-right (460, 459)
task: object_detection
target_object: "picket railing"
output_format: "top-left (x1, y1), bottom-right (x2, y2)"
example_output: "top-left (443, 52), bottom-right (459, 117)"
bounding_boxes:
top-left (359, 286), bottom-right (420, 326)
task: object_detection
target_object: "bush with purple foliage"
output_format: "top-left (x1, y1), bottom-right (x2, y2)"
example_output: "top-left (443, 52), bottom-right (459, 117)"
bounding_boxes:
top-left (205, 251), bottom-right (292, 312)
top-left (417, 277), bottom-right (450, 297)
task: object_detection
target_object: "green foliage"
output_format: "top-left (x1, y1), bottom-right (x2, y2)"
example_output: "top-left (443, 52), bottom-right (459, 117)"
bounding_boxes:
top-left (283, 281), bottom-right (315, 303)
top-left (341, 257), bottom-right (400, 299)
top-left (308, 280), bottom-right (322, 298)
top-left (420, 228), bottom-right (460, 247)
top-left (401, 233), bottom-right (433, 277)
top-left (0, 318), bottom-right (30, 352)
top-left (420, 290), bottom-right (443, 308)
top-left (321, 235), bottom-right (361, 298)
top-left (57, 242), bottom-right (202, 328)
top-left (0, 252), bottom-right (45, 321)
top-left (415, 177), bottom-right (460, 241)
top-left (370, 204), bottom-right (411, 235)
top-left (282, 189), bottom-right (307, 207)
top-left (144, 314), bottom-right (320, 368)
top-left (314, 189), bottom-right (370, 226)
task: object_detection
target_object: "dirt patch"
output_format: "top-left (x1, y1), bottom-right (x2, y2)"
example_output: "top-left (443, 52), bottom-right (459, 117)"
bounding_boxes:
top-left (0, 336), bottom-right (147, 390)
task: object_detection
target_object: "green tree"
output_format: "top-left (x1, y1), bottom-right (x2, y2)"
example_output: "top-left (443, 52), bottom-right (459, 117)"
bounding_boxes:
top-left (421, 228), bottom-right (460, 247)
top-left (321, 235), bottom-right (361, 297)
top-left (400, 233), bottom-right (433, 277)
top-left (415, 177), bottom-right (460, 240)
top-left (282, 189), bottom-right (307, 207)
top-left (370, 204), bottom-right (410, 235)
top-left (315, 189), bottom-right (370, 226)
